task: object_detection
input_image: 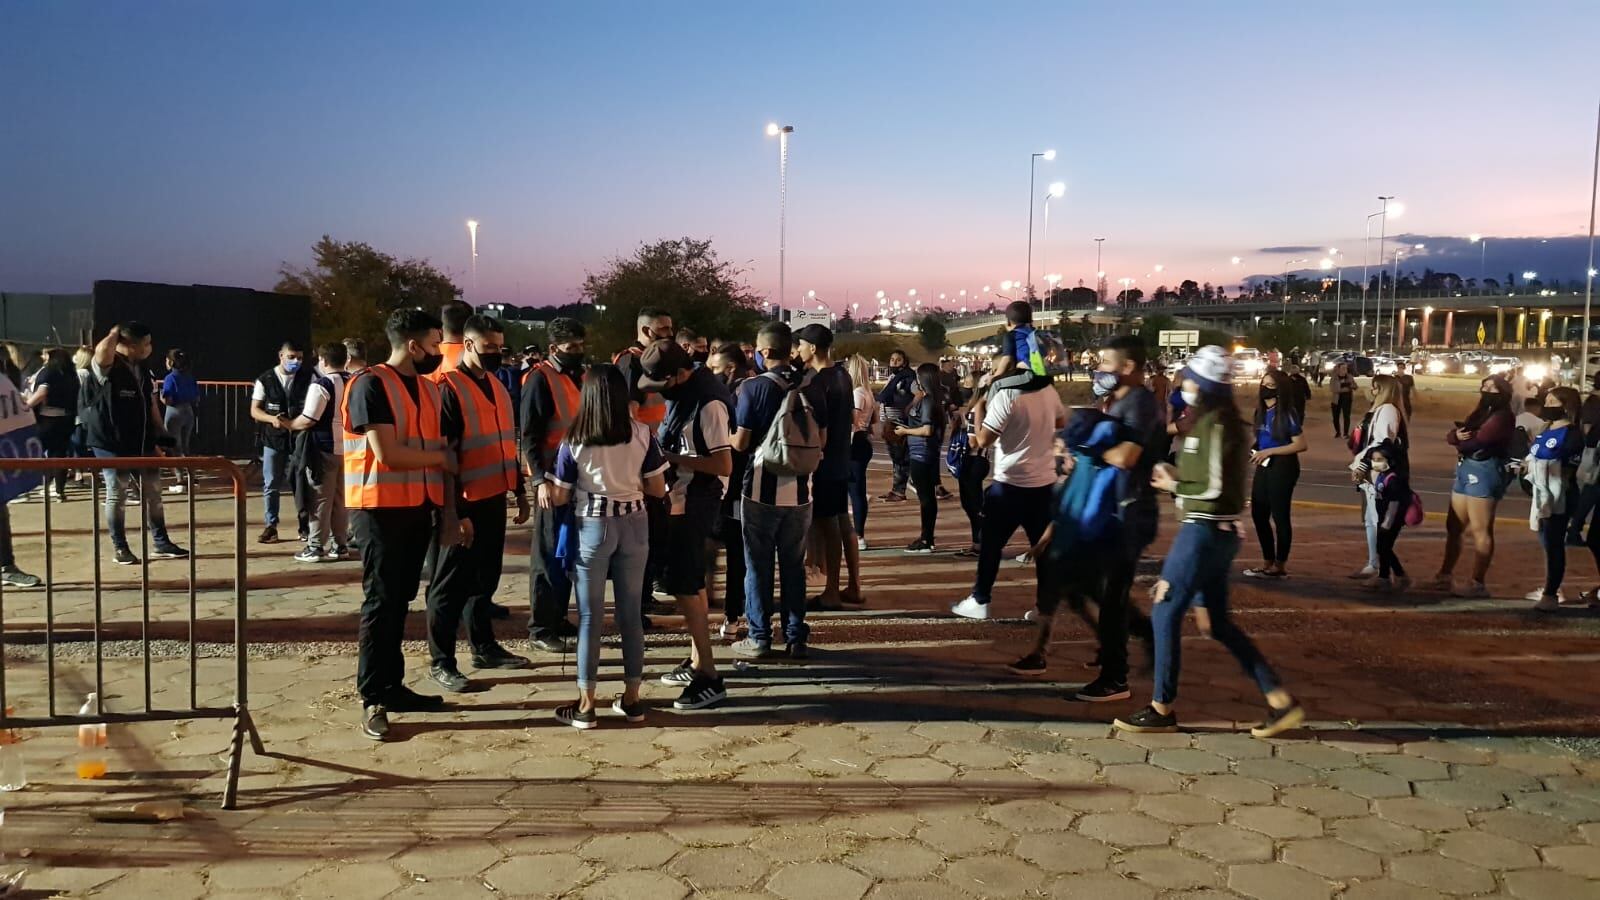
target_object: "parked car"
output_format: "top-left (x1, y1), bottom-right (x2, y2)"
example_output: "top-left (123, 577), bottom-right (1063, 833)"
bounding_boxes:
top-left (1231, 348), bottom-right (1267, 380)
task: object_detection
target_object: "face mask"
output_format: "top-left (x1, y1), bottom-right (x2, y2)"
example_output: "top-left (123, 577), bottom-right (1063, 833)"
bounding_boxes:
top-left (692, 351), bottom-right (709, 366)
top-left (1481, 391), bottom-right (1506, 409)
top-left (1541, 407), bottom-right (1565, 422)
top-left (1260, 387), bottom-right (1278, 401)
top-left (413, 350), bottom-right (444, 376)
top-left (283, 360), bottom-right (301, 374)
top-left (1180, 389), bottom-right (1200, 407)
top-left (1371, 460), bottom-right (1390, 473)
top-left (1090, 370), bottom-right (1121, 398)
top-left (554, 351), bottom-right (584, 370)
top-left (477, 352), bottom-right (503, 373)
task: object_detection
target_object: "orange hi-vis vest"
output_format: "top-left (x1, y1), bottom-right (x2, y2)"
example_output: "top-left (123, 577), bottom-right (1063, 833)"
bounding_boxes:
top-left (439, 368), bottom-right (519, 501)
top-left (532, 360), bottom-right (581, 469)
top-left (341, 364), bottom-right (446, 509)
top-left (433, 341), bottom-right (465, 380)
top-left (614, 345), bottom-right (666, 426)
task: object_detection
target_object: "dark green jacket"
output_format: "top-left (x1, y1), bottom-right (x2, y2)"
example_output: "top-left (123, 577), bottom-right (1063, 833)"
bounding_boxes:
top-left (1174, 408), bottom-right (1247, 521)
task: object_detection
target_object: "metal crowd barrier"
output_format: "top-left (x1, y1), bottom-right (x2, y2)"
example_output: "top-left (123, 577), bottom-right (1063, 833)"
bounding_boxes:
top-left (0, 456), bottom-right (261, 809)
top-left (193, 381), bottom-right (258, 461)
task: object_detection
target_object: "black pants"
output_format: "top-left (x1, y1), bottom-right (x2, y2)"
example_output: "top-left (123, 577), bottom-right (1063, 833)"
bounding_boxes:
top-left (37, 416), bottom-right (73, 496)
top-left (887, 438), bottom-right (910, 495)
top-left (354, 507), bottom-right (433, 705)
top-left (971, 482), bottom-right (1054, 605)
top-left (957, 456), bottom-right (990, 545)
top-left (1096, 520), bottom-right (1157, 684)
top-left (1541, 513), bottom-right (1571, 595)
top-left (640, 494), bottom-right (669, 605)
top-left (1250, 455), bottom-right (1300, 565)
top-left (1376, 524), bottom-right (1405, 579)
top-left (527, 505), bottom-right (573, 641)
top-left (718, 514), bottom-right (746, 620)
top-left (425, 497), bottom-right (506, 669)
top-left (910, 459), bottom-right (939, 543)
top-left (1331, 395), bottom-right (1352, 436)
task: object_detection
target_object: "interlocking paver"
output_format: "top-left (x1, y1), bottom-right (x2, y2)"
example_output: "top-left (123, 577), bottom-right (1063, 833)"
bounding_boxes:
top-left (1231, 804), bottom-right (1323, 839)
top-left (1116, 847), bottom-right (1219, 889)
top-left (917, 818), bottom-right (1013, 856)
top-left (868, 879), bottom-right (976, 900)
top-left (1102, 763), bottom-right (1185, 794)
top-left (1189, 774), bottom-right (1277, 805)
top-left (1339, 879), bottom-right (1450, 900)
top-left (1374, 796), bottom-right (1470, 831)
top-left (941, 855), bottom-right (1047, 897)
top-left (1043, 871), bottom-right (1158, 899)
top-left (1075, 811), bottom-right (1175, 847)
top-left (668, 847), bottom-right (770, 890)
top-left (1370, 755), bottom-right (1452, 782)
top-left (1279, 785), bottom-right (1370, 818)
top-left (1325, 767), bottom-right (1414, 799)
top-left (1233, 757), bottom-right (1320, 786)
top-left (985, 798), bottom-right (1077, 832)
top-left (1412, 777), bottom-right (1507, 810)
top-left (583, 871), bottom-right (690, 900)
top-left (579, 831), bottom-right (682, 868)
top-left (1227, 861), bottom-right (1334, 900)
top-left (1282, 837), bottom-right (1384, 878)
top-left (1503, 868), bottom-right (1600, 899)
top-left (769, 861), bottom-right (873, 900)
top-left (1545, 844), bottom-right (1600, 878)
top-left (1390, 852), bottom-right (1496, 894)
top-left (1510, 789), bottom-right (1600, 823)
top-left (1150, 748), bottom-right (1230, 775)
top-left (1176, 823), bottom-right (1275, 863)
top-left (1137, 792), bottom-right (1227, 825)
top-left (294, 862), bottom-right (408, 900)
top-left (1331, 815), bottom-right (1428, 854)
top-left (1013, 831), bottom-right (1113, 873)
top-left (1277, 742), bottom-right (1362, 770)
top-left (847, 839), bottom-right (945, 879)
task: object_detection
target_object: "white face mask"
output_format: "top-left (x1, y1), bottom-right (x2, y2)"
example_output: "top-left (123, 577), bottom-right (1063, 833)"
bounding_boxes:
top-left (1180, 389), bottom-right (1200, 407)
top-left (1371, 460), bottom-right (1390, 473)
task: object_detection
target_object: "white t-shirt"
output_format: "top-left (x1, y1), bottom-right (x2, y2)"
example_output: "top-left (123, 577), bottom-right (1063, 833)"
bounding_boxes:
top-left (853, 386), bottom-right (877, 434)
top-left (551, 421), bottom-right (670, 517)
top-left (250, 366), bottom-right (295, 403)
top-left (299, 371), bottom-right (347, 455)
top-left (664, 400), bottom-right (731, 515)
top-left (982, 387), bottom-right (1066, 488)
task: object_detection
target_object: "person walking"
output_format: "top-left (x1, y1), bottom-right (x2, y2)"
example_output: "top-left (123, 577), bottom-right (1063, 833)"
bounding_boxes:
top-left (288, 343), bottom-right (352, 562)
top-left (1114, 347), bottom-right (1305, 738)
top-left (342, 308), bottom-right (452, 740)
top-left (546, 364), bottom-right (668, 728)
top-left (876, 350), bottom-right (915, 502)
top-left (846, 354), bottom-right (877, 553)
top-left (641, 339), bottom-right (731, 710)
top-left (1243, 368), bottom-right (1308, 579)
top-left (424, 315), bottom-right (533, 692)
top-left (1329, 361), bottom-right (1355, 438)
top-left (1361, 440), bottom-right (1413, 593)
top-left (732, 322), bottom-right (827, 659)
top-left (82, 323), bottom-right (189, 566)
top-left (25, 346), bottom-right (80, 502)
top-left (520, 318), bottom-right (586, 652)
top-left (1348, 375), bottom-right (1408, 579)
top-left (896, 363), bottom-right (947, 553)
top-left (1525, 387), bottom-right (1583, 611)
top-left (250, 340), bottom-right (313, 544)
top-left (1430, 375), bottom-right (1516, 598)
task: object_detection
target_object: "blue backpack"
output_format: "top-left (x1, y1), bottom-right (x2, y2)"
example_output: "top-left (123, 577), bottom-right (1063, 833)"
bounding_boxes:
top-left (946, 428), bottom-right (971, 478)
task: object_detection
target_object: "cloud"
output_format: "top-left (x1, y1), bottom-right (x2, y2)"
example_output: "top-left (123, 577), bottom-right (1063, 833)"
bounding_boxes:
top-left (1256, 245), bottom-right (1325, 254)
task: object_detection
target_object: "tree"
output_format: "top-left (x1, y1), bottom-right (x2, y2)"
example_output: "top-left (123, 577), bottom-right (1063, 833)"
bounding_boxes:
top-left (276, 236), bottom-right (462, 351)
top-left (1247, 317), bottom-right (1315, 352)
top-left (917, 315), bottom-right (948, 352)
top-left (1067, 286), bottom-right (1098, 306)
top-left (580, 237), bottom-right (766, 355)
top-left (836, 308), bottom-right (856, 334)
top-left (1115, 288), bottom-right (1144, 304)
top-left (1178, 280), bottom-right (1200, 301)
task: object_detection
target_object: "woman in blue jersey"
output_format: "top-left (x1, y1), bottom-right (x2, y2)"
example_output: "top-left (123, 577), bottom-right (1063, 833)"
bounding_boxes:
top-left (1243, 369), bottom-right (1308, 579)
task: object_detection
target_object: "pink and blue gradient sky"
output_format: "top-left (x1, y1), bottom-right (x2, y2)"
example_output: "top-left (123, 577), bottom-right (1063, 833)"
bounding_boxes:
top-left (2, 1), bottom-right (1597, 311)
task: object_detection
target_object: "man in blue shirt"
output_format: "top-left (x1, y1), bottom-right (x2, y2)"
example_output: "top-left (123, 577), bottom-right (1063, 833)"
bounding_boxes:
top-left (731, 322), bottom-right (827, 659)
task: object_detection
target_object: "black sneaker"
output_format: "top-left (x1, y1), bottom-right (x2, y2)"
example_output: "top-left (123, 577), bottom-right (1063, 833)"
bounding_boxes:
top-left (555, 703), bottom-right (597, 730)
top-left (1008, 652), bottom-right (1047, 676)
top-left (786, 641), bottom-right (809, 661)
top-left (258, 526), bottom-right (279, 545)
top-left (361, 704), bottom-right (390, 741)
top-left (1250, 702), bottom-right (1307, 739)
top-left (660, 658), bottom-right (695, 687)
top-left (428, 665), bottom-right (470, 693)
top-left (530, 634), bottom-right (573, 653)
top-left (904, 539), bottom-right (935, 554)
top-left (611, 695), bottom-right (647, 723)
top-left (487, 601), bottom-right (512, 621)
top-left (673, 674), bottom-right (728, 710)
top-left (0, 567), bottom-right (41, 589)
top-left (1114, 705), bottom-right (1179, 734)
top-left (1074, 677), bottom-right (1132, 703)
top-left (555, 620), bottom-right (579, 639)
top-left (149, 543), bottom-right (189, 560)
top-left (113, 546), bottom-right (139, 566)
top-left (471, 643), bottom-right (532, 670)
top-left (384, 685), bottom-right (444, 712)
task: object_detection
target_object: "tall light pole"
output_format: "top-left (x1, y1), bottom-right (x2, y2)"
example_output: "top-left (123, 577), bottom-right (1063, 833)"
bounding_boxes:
top-left (1027, 149), bottom-right (1056, 296)
top-left (1469, 233), bottom-right (1487, 293)
top-left (766, 122), bottom-right (795, 308)
top-left (1280, 258), bottom-right (1306, 322)
top-left (1094, 237), bottom-right (1106, 302)
top-left (1585, 99), bottom-right (1600, 386)
top-left (1390, 244), bottom-right (1423, 353)
top-left (1323, 249), bottom-right (1344, 349)
top-left (466, 219), bottom-right (479, 300)
top-left (1362, 197), bottom-right (1399, 354)
top-left (1041, 181), bottom-right (1066, 309)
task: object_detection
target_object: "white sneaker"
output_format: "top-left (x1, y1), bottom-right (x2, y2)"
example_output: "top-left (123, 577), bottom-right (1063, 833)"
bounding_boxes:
top-left (718, 618), bottom-right (742, 641)
top-left (1024, 608), bottom-right (1038, 622)
top-left (165, 484), bottom-right (185, 494)
top-left (1348, 566), bottom-right (1378, 579)
top-left (857, 537), bottom-right (868, 551)
top-left (950, 596), bottom-right (990, 620)
top-left (1524, 587), bottom-right (1563, 603)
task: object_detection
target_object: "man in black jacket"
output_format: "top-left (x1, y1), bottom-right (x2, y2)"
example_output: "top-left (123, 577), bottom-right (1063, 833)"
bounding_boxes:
top-left (520, 317), bottom-right (586, 652)
top-left (250, 341), bottom-right (313, 544)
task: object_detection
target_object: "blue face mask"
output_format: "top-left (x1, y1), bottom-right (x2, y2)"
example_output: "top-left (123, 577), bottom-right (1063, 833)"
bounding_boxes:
top-left (283, 359), bottom-right (301, 374)
top-left (1091, 370), bottom-right (1121, 398)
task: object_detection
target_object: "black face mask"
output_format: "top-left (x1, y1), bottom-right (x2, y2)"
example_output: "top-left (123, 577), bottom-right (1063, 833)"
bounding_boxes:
top-left (554, 351), bottom-right (585, 370)
top-left (691, 351), bottom-right (709, 366)
top-left (1541, 407), bottom-right (1565, 422)
top-left (413, 351), bottom-right (444, 376)
top-left (1260, 387), bottom-right (1278, 401)
top-left (477, 352), bottom-right (503, 373)
top-left (1481, 391), bottom-right (1508, 409)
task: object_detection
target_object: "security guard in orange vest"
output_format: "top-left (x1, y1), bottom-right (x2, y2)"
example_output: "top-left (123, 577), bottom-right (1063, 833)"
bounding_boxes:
top-left (614, 307), bottom-right (674, 615)
top-left (425, 315), bottom-right (532, 690)
top-left (342, 308), bottom-right (455, 741)
top-left (520, 317), bottom-right (586, 652)
top-left (435, 300), bottom-right (472, 375)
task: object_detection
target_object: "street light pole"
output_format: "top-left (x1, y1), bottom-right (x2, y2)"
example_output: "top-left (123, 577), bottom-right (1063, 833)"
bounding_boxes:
top-left (1585, 99), bottom-right (1600, 386)
top-left (1041, 182), bottom-right (1065, 310)
top-left (1470, 234), bottom-right (1487, 293)
top-left (1094, 238), bottom-right (1106, 302)
top-left (1281, 258), bottom-right (1305, 323)
top-left (766, 123), bottom-right (795, 308)
top-left (466, 220), bottom-right (479, 300)
top-left (1027, 150), bottom-right (1056, 297)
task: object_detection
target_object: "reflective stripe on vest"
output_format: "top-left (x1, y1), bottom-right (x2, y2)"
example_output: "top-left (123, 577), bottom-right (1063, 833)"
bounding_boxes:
top-left (536, 360), bottom-right (581, 467)
top-left (614, 346), bottom-right (666, 426)
top-left (441, 369), bottom-right (518, 502)
top-left (341, 365), bottom-right (446, 509)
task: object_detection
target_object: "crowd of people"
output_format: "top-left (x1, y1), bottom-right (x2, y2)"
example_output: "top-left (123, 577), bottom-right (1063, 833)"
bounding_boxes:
top-left (5, 296), bottom-right (1600, 741)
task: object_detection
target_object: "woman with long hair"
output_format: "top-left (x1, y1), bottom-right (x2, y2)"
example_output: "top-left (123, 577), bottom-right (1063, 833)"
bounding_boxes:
top-left (547, 363), bottom-right (668, 728)
top-left (1430, 374), bottom-right (1516, 597)
top-left (1349, 374), bottom-right (1408, 579)
top-left (161, 349), bottom-right (201, 493)
top-left (846, 354), bottom-right (877, 551)
top-left (24, 347), bottom-right (79, 502)
top-left (1526, 386), bottom-right (1583, 610)
top-left (1243, 368), bottom-right (1308, 578)
top-left (1116, 347), bottom-right (1303, 737)
top-left (894, 362), bottom-right (947, 553)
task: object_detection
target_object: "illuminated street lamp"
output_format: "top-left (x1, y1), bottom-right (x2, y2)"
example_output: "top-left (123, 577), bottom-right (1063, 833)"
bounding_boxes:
top-left (1469, 234), bottom-right (1488, 291)
top-left (1040, 181), bottom-right (1066, 309)
top-left (1026, 149), bottom-right (1057, 294)
top-left (1363, 196), bottom-right (1400, 354)
top-left (765, 122), bottom-right (795, 305)
top-left (466, 220), bottom-right (479, 299)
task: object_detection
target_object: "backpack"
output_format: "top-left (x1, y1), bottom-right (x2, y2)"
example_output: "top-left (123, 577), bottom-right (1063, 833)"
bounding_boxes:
top-left (752, 371), bottom-right (821, 477)
top-left (946, 428), bottom-right (970, 478)
top-left (1347, 411), bottom-right (1372, 455)
top-left (1404, 490), bottom-right (1425, 527)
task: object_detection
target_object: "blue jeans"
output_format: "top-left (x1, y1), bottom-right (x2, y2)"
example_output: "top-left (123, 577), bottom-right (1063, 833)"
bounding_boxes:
top-left (261, 445), bottom-right (293, 528)
top-left (91, 449), bottom-right (172, 550)
top-left (1152, 520), bottom-right (1280, 705)
top-left (741, 498), bottom-right (812, 645)
top-left (573, 512), bottom-right (648, 692)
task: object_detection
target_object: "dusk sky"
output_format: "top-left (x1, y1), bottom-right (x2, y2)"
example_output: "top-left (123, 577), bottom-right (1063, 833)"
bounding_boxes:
top-left (4, 1), bottom-right (1598, 312)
